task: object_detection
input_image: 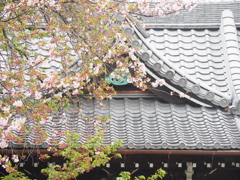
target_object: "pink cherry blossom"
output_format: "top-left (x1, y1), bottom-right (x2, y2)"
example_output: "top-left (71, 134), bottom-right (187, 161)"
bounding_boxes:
top-left (151, 79), bottom-right (165, 88)
top-left (24, 91), bottom-right (32, 97)
top-left (2, 106), bottom-right (10, 113)
top-left (35, 91), bottom-right (42, 100)
top-left (72, 89), bottom-right (79, 95)
top-left (2, 75), bottom-right (7, 81)
top-left (3, 3), bottom-right (15, 12)
top-left (129, 49), bottom-right (137, 61)
top-left (61, 81), bottom-right (69, 88)
top-left (73, 81), bottom-right (80, 89)
top-left (26, 0), bottom-right (38, 6)
top-left (158, 79), bottom-right (165, 86)
top-left (39, 118), bottom-right (47, 125)
top-left (138, 62), bottom-right (146, 76)
top-left (9, 117), bottom-right (26, 131)
top-left (0, 0), bottom-right (198, 175)
top-left (11, 155), bottom-right (19, 163)
top-left (0, 139), bottom-right (8, 149)
top-left (151, 81), bottom-right (159, 88)
top-left (0, 117), bottom-right (8, 127)
top-left (179, 93), bottom-right (186, 98)
top-left (13, 100), bottom-right (23, 107)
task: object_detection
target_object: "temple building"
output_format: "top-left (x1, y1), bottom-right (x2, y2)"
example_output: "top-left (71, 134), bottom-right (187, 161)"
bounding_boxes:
top-left (2, 1), bottom-right (240, 180)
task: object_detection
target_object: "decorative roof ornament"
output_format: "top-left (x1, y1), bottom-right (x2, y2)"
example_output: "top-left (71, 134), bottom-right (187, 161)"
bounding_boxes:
top-left (205, 91), bottom-right (215, 101)
top-left (165, 69), bottom-right (175, 80)
top-left (153, 61), bottom-right (163, 72)
top-left (161, 142), bottom-right (168, 149)
top-left (131, 39), bottom-right (143, 48)
top-left (214, 142), bottom-right (221, 149)
top-left (144, 142), bottom-right (152, 149)
top-left (115, 13), bottom-right (125, 22)
top-left (179, 142), bottom-right (186, 149)
top-left (141, 50), bottom-right (153, 62)
top-left (196, 142), bottom-right (203, 149)
top-left (123, 26), bottom-right (134, 36)
top-left (191, 84), bottom-right (200, 94)
top-left (231, 142), bottom-right (238, 149)
top-left (105, 70), bottom-right (131, 85)
top-left (127, 142), bottom-right (134, 149)
top-left (178, 77), bottom-right (187, 87)
top-left (229, 98), bottom-right (240, 115)
top-left (220, 98), bottom-right (229, 108)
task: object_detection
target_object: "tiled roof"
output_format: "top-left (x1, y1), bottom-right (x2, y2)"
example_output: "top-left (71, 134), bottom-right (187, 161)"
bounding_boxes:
top-left (3, 2), bottom-right (240, 152)
top-left (125, 7), bottom-right (240, 112)
top-left (11, 98), bottom-right (240, 150)
top-left (142, 2), bottom-right (240, 28)
top-left (0, 37), bottom-right (81, 74)
top-left (146, 28), bottom-right (230, 96)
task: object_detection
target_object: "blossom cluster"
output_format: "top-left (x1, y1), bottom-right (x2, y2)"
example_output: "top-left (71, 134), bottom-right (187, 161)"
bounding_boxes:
top-left (3, 0), bottom-right (61, 13)
top-left (151, 79), bottom-right (165, 88)
top-left (0, 155), bottom-right (19, 173)
top-left (119, 0), bottom-right (198, 17)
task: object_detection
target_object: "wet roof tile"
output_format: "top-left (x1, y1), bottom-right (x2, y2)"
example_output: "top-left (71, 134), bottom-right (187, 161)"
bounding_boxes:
top-left (142, 2), bottom-right (240, 28)
top-left (10, 98), bottom-right (240, 150)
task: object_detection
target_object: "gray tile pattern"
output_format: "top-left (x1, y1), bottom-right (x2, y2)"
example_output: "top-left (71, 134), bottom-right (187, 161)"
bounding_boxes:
top-left (142, 2), bottom-right (240, 28)
top-left (128, 22), bottom-right (231, 107)
top-left (126, 6), bottom-right (240, 109)
top-left (0, 37), bottom-right (81, 74)
top-left (220, 10), bottom-right (240, 98)
top-left (4, 2), bottom-right (240, 151)
top-left (146, 28), bottom-right (230, 96)
top-left (10, 98), bottom-right (240, 150)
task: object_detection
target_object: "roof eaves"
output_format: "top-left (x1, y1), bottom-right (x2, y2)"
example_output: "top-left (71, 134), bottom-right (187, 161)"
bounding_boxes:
top-left (7, 98), bottom-right (240, 150)
top-left (146, 68), bottom-right (212, 107)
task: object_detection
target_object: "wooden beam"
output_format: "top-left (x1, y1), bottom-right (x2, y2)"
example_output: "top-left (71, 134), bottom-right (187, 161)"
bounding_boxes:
top-left (2, 149), bottom-right (240, 156)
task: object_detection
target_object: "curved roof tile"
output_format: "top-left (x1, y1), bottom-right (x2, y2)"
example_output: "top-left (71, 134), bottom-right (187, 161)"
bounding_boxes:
top-left (141, 2), bottom-right (240, 28)
top-left (128, 6), bottom-right (240, 110)
top-left (9, 98), bottom-right (240, 150)
top-left (128, 21), bottom-right (231, 107)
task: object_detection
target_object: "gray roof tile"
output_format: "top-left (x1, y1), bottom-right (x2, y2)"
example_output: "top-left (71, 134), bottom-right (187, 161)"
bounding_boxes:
top-left (220, 10), bottom-right (240, 102)
top-left (145, 28), bottom-right (231, 96)
top-left (10, 98), bottom-right (240, 150)
top-left (0, 37), bottom-right (81, 74)
top-left (142, 2), bottom-right (240, 28)
top-left (128, 5), bottom-right (240, 109)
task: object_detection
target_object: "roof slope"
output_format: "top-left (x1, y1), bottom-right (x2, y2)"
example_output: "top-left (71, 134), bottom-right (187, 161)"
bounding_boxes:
top-left (146, 28), bottom-right (229, 95)
top-left (11, 98), bottom-right (240, 150)
top-left (0, 36), bottom-right (82, 75)
top-left (142, 2), bottom-right (240, 28)
top-left (125, 3), bottom-right (240, 113)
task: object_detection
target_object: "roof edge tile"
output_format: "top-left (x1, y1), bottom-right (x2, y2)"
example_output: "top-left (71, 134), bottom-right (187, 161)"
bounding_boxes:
top-left (221, 9), bottom-right (240, 114)
top-left (128, 19), bottom-right (231, 108)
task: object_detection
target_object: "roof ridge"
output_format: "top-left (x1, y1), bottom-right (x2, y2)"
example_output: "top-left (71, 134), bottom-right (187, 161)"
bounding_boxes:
top-left (220, 10), bottom-right (240, 115)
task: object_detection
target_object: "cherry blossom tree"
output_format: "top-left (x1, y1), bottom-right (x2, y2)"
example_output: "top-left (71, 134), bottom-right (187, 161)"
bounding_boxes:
top-left (0, 0), bottom-right (197, 179)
